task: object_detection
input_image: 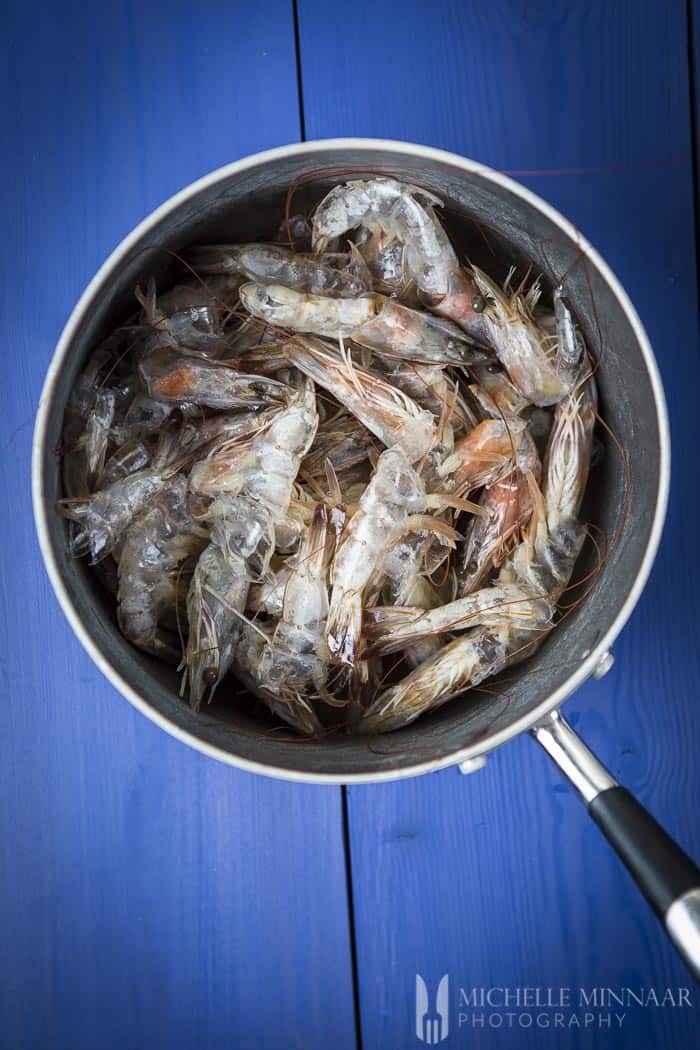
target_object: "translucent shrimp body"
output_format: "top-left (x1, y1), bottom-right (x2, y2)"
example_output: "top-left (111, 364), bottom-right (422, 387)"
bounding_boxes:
top-left (468, 363), bottom-right (531, 419)
top-left (312, 177), bottom-right (455, 300)
top-left (284, 336), bottom-right (436, 463)
top-left (470, 267), bottom-right (582, 407)
top-left (136, 276), bottom-right (240, 358)
top-left (118, 475), bottom-right (206, 663)
top-left (438, 418), bottom-right (528, 495)
top-left (302, 411), bottom-right (375, 480)
top-left (364, 581), bottom-right (551, 658)
top-left (259, 502), bottom-right (333, 697)
top-left (378, 531), bottom-right (448, 669)
top-left (360, 376), bottom-right (596, 733)
top-left (357, 228), bottom-right (415, 299)
top-left (326, 446), bottom-right (425, 666)
top-left (239, 376), bottom-right (320, 520)
top-left (184, 382), bottom-right (319, 708)
top-left (311, 179), bottom-right (584, 407)
top-left (311, 176), bottom-right (487, 335)
top-left (235, 625), bottom-right (324, 737)
top-left (139, 347), bottom-right (289, 411)
top-left (189, 379), bottom-right (318, 510)
top-left (59, 419), bottom-right (195, 563)
top-left (83, 389), bottom-right (116, 490)
top-left (458, 429), bottom-right (541, 595)
top-left (187, 243), bottom-right (372, 298)
top-left (505, 374), bottom-right (597, 598)
top-left (239, 282), bottom-right (476, 366)
top-left (184, 499), bottom-right (253, 710)
top-left (359, 621), bottom-right (542, 734)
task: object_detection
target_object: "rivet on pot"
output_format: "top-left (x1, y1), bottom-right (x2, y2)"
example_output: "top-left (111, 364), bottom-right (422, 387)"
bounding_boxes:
top-left (593, 651), bottom-right (615, 679)
top-left (458, 754), bottom-right (488, 775)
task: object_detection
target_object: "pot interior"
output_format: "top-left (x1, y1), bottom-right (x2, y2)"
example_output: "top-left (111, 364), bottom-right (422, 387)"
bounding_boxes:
top-left (39, 145), bottom-right (663, 779)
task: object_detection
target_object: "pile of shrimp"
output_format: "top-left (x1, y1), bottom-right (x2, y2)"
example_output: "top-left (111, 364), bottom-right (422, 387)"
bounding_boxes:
top-left (57, 176), bottom-right (599, 737)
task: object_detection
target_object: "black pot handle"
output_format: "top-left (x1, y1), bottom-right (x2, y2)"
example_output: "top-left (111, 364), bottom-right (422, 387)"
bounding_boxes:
top-left (532, 710), bottom-right (700, 982)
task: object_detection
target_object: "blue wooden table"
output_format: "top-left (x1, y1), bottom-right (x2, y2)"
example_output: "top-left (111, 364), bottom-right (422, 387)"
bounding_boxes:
top-left (2, 2), bottom-right (700, 1047)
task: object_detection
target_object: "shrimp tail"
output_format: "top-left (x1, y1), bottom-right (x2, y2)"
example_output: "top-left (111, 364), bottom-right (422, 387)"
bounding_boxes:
top-left (363, 605), bottom-right (425, 656)
top-left (326, 590), bottom-right (363, 667)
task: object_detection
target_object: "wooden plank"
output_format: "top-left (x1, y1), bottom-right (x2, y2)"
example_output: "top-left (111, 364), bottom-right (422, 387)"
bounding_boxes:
top-left (297, 1), bottom-right (700, 1046)
top-left (0, 4), bottom-right (356, 1049)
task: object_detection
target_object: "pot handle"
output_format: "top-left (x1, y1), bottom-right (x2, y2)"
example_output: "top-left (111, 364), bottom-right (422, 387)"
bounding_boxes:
top-left (532, 709), bottom-right (700, 982)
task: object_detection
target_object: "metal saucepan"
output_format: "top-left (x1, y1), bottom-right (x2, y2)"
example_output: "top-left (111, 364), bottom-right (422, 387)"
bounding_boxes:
top-left (32, 139), bottom-right (700, 979)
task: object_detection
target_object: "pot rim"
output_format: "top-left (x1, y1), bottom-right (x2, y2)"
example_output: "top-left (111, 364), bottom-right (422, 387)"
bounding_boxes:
top-left (32, 137), bottom-right (671, 784)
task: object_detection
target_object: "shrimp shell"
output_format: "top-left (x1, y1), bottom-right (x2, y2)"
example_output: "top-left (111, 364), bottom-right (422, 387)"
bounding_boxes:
top-left (326, 446), bottom-right (425, 666)
top-left (117, 475), bottom-right (206, 662)
top-left (187, 243), bottom-right (372, 298)
top-left (240, 283), bottom-right (478, 366)
top-left (139, 347), bottom-right (290, 410)
top-left (284, 336), bottom-right (437, 463)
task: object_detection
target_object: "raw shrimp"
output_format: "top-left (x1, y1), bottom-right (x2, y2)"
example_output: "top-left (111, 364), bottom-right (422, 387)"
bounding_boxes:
top-left (356, 228), bottom-right (417, 300)
top-left (185, 474), bottom-right (294, 709)
top-left (57, 173), bottom-right (604, 739)
top-left (139, 347), bottom-right (290, 410)
top-left (372, 358), bottom-right (473, 429)
top-left (378, 530), bottom-right (451, 669)
top-left (312, 179), bottom-right (582, 405)
top-left (302, 410), bottom-right (375, 479)
top-left (117, 475), bottom-right (206, 662)
top-left (284, 336), bottom-right (437, 463)
top-left (184, 496), bottom-right (255, 709)
top-left (247, 561), bottom-right (294, 618)
top-left (84, 389), bottom-right (116, 490)
top-left (365, 579), bottom-right (549, 655)
top-left (186, 406), bottom-right (280, 451)
top-left (359, 619), bottom-right (545, 734)
top-left (62, 347), bottom-right (120, 497)
top-left (469, 362), bottom-right (530, 419)
top-left (438, 418), bottom-right (528, 495)
top-left (112, 395), bottom-right (177, 447)
top-left (136, 276), bottom-right (240, 357)
top-left (312, 177), bottom-right (466, 305)
top-left (100, 439), bottom-right (151, 488)
top-left (467, 267), bottom-right (583, 406)
top-left (230, 342), bottom-right (292, 376)
top-left (189, 378), bottom-right (318, 518)
top-left (187, 243), bottom-right (372, 298)
top-left (504, 372), bottom-right (597, 598)
top-left (239, 283), bottom-right (480, 366)
top-left (359, 375), bottom-right (596, 733)
top-left (224, 317), bottom-right (283, 362)
top-left (325, 446), bottom-right (426, 666)
top-left (184, 383), bottom-right (319, 707)
top-left (458, 429), bottom-right (541, 595)
top-left (259, 502), bottom-right (334, 697)
top-left (240, 376), bottom-right (320, 518)
top-left (235, 625), bottom-right (323, 736)
top-left (273, 508), bottom-right (309, 553)
top-left (58, 418), bottom-right (195, 563)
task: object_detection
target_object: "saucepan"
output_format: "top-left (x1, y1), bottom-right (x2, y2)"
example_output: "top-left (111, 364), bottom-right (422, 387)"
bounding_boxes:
top-left (31, 139), bottom-right (700, 979)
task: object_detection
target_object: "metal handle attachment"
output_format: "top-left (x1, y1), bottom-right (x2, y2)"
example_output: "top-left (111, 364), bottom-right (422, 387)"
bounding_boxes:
top-left (532, 709), bottom-right (700, 982)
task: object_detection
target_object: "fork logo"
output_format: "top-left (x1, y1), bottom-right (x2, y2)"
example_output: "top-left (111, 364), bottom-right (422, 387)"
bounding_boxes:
top-left (415, 973), bottom-right (449, 1043)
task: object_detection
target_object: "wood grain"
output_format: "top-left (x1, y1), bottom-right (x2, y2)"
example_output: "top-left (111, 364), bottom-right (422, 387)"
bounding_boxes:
top-left (0, 4), bottom-right (356, 1048)
top-left (297, 1), bottom-right (700, 1046)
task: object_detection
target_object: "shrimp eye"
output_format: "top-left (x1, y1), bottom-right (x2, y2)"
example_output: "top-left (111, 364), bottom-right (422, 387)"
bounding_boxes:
top-left (203, 668), bottom-right (218, 685)
top-left (472, 295), bottom-right (486, 313)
